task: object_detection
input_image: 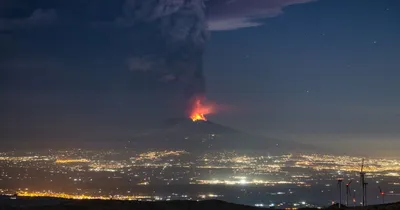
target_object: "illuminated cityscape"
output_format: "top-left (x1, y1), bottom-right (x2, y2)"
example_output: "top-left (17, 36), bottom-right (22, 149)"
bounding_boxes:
top-left (1, 149), bottom-right (400, 208)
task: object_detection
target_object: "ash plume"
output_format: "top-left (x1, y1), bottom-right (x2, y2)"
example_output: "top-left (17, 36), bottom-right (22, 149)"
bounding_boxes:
top-left (124, 0), bottom-right (317, 114)
top-left (125, 0), bottom-right (208, 111)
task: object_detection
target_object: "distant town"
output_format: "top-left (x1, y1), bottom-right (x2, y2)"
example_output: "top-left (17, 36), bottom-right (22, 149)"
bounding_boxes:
top-left (1, 149), bottom-right (400, 209)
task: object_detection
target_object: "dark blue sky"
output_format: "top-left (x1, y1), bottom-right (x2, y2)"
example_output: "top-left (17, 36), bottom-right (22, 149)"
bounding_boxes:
top-left (1, 0), bottom-right (399, 153)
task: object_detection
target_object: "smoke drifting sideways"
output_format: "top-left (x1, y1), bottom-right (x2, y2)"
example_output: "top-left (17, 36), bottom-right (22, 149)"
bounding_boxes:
top-left (125, 0), bottom-right (208, 114)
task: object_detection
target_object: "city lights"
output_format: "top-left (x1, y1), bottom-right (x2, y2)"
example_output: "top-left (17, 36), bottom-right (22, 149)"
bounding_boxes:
top-left (1, 149), bottom-right (399, 208)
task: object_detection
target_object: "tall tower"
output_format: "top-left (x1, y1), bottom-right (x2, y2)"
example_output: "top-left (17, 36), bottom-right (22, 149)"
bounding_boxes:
top-left (360, 159), bottom-right (366, 206)
top-left (337, 178), bottom-right (344, 208)
top-left (346, 180), bottom-right (352, 206)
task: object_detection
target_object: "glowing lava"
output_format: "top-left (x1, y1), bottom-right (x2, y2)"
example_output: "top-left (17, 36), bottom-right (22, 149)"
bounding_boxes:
top-left (189, 98), bottom-right (214, 122)
top-left (191, 112), bottom-right (207, 121)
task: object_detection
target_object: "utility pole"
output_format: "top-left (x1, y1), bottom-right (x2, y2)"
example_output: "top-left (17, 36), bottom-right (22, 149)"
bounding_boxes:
top-left (364, 182), bottom-right (368, 206)
top-left (337, 178), bottom-right (343, 208)
top-left (360, 159), bottom-right (366, 206)
top-left (379, 186), bottom-right (385, 204)
top-left (346, 180), bottom-right (352, 206)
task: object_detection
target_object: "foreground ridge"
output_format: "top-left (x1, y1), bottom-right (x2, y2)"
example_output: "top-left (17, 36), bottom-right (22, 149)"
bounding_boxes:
top-left (1, 197), bottom-right (400, 210)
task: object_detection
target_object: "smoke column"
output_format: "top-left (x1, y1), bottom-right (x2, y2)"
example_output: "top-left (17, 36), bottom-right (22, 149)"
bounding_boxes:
top-left (126, 0), bottom-right (208, 114)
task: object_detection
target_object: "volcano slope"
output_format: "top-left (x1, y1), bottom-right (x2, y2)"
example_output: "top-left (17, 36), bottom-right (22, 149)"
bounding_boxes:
top-left (128, 118), bottom-right (311, 152)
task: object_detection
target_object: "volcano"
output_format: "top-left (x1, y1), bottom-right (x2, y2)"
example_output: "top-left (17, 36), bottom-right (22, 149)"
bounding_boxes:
top-left (129, 118), bottom-right (307, 152)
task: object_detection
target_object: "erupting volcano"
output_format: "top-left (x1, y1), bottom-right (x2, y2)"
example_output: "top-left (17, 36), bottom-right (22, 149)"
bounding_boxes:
top-left (189, 97), bottom-right (214, 122)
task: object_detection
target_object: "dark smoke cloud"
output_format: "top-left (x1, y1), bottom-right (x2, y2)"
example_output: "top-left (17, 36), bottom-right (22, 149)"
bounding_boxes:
top-left (124, 0), bottom-right (317, 106)
top-left (0, 0), bottom-right (317, 114)
top-left (123, 0), bottom-right (208, 107)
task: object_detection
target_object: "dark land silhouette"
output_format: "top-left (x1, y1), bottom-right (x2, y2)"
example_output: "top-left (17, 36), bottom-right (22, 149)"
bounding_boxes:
top-left (1, 196), bottom-right (400, 210)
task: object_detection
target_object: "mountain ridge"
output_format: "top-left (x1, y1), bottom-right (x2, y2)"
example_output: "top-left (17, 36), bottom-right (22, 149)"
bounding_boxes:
top-left (129, 118), bottom-right (310, 152)
top-left (2, 196), bottom-right (400, 210)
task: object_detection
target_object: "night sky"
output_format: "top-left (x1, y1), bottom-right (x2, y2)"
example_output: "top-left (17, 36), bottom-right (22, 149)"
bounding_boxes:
top-left (1, 0), bottom-right (399, 154)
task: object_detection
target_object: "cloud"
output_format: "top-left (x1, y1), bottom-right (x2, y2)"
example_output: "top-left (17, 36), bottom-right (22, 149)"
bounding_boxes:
top-left (28, 8), bottom-right (57, 25)
top-left (94, 0), bottom-right (316, 32)
top-left (207, 18), bottom-right (264, 31)
top-left (207, 0), bottom-right (317, 31)
top-left (127, 56), bottom-right (179, 82)
top-left (0, 8), bottom-right (57, 30)
top-left (0, 1), bottom-right (316, 31)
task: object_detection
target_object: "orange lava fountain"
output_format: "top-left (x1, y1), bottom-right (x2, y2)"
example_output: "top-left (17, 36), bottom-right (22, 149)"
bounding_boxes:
top-left (191, 112), bottom-right (207, 121)
top-left (189, 97), bottom-right (214, 122)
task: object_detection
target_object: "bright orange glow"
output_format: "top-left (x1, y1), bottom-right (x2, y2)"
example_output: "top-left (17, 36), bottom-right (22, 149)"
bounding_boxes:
top-left (191, 113), bottom-right (207, 121)
top-left (189, 97), bottom-right (214, 122)
top-left (17, 191), bottom-right (151, 200)
top-left (55, 159), bottom-right (90, 163)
